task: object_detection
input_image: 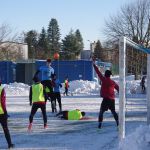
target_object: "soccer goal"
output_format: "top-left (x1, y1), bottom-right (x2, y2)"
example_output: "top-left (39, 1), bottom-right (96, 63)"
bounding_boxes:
top-left (119, 36), bottom-right (150, 140)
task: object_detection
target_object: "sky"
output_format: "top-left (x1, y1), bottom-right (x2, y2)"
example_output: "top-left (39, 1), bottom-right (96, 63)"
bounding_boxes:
top-left (0, 0), bottom-right (136, 49)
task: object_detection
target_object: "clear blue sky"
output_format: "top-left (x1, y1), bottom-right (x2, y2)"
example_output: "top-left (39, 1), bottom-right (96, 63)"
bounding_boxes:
top-left (0, 0), bottom-right (135, 49)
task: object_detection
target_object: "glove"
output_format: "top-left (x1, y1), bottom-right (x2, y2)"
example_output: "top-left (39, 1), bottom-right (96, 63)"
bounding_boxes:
top-left (4, 111), bottom-right (9, 119)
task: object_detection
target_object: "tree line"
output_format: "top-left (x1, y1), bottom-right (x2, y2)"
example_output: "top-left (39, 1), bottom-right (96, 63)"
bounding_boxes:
top-left (0, 0), bottom-right (150, 77)
top-left (24, 18), bottom-right (84, 60)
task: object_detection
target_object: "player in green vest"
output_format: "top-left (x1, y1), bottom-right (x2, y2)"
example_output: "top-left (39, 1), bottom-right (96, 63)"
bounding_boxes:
top-left (28, 76), bottom-right (48, 131)
top-left (56, 109), bottom-right (85, 120)
top-left (0, 81), bottom-right (14, 149)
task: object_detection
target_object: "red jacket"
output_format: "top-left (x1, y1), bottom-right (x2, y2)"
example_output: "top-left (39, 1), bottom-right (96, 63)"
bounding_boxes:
top-left (64, 80), bottom-right (69, 88)
top-left (0, 88), bottom-right (7, 113)
top-left (93, 64), bottom-right (119, 100)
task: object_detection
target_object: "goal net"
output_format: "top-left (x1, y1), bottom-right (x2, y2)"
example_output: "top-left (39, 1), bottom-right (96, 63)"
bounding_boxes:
top-left (119, 36), bottom-right (150, 139)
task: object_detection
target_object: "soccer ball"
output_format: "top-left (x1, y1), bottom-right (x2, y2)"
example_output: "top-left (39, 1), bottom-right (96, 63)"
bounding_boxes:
top-left (53, 53), bottom-right (60, 60)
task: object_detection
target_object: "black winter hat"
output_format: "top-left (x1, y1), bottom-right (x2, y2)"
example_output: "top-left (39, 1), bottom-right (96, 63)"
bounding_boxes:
top-left (105, 70), bottom-right (112, 77)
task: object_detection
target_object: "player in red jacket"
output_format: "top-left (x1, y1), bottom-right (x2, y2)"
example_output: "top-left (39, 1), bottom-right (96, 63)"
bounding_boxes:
top-left (63, 76), bottom-right (69, 96)
top-left (93, 60), bottom-right (119, 129)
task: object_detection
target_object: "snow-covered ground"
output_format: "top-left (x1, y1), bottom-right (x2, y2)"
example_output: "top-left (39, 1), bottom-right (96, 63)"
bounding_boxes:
top-left (0, 76), bottom-right (150, 150)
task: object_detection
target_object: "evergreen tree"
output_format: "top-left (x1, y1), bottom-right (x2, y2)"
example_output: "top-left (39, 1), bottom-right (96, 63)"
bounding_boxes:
top-left (24, 30), bottom-right (38, 59)
top-left (94, 40), bottom-right (103, 60)
top-left (47, 18), bottom-right (61, 57)
top-left (75, 29), bottom-right (84, 55)
top-left (38, 27), bottom-right (49, 58)
top-left (62, 29), bottom-right (84, 60)
top-left (62, 30), bottom-right (79, 60)
top-left (38, 27), bottom-right (47, 48)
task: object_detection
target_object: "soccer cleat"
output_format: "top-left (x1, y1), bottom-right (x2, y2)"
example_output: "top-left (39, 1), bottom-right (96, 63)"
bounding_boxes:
top-left (44, 124), bottom-right (48, 129)
top-left (28, 123), bottom-right (32, 131)
top-left (8, 144), bottom-right (15, 149)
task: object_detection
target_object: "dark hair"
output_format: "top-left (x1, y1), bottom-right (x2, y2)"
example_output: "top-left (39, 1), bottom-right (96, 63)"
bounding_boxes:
top-left (105, 70), bottom-right (112, 77)
top-left (46, 58), bottom-right (51, 63)
top-left (32, 75), bottom-right (40, 82)
top-left (81, 112), bottom-right (85, 116)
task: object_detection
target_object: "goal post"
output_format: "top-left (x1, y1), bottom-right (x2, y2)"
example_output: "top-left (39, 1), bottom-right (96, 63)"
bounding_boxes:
top-left (119, 36), bottom-right (150, 140)
top-left (147, 54), bottom-right (150, 125)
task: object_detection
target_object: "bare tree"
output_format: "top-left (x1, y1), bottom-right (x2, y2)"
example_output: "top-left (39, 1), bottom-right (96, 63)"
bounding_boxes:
top-left (0, 23), bottom-right (23, 61)
top-left (0, 42), bottom-right (24, 61)
top-left (0, 23), bottom-right (18, 43)
top-left (103, 0), bottom-right (150, 77)
top-left (104, 0), bottom-right (150, 47)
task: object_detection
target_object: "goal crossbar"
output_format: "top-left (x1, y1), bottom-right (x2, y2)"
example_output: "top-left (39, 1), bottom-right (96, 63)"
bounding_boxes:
top-left (119, 36), bottom-right (150, 140)
top-left (126, 38), bottom-right (150, 54)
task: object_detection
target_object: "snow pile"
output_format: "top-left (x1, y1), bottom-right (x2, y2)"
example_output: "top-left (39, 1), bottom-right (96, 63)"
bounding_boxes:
top-left (62, 75), bottom-right (143, 96)
top-left (126, 80), bottom-right (142, 94)
top-left (119, 125), bottom-right (150, 150)
top-left (66, 80), bottom-right (100, 95)
top-left (3, 80), bottom-right (100, 96)
top-left (112, 75), bottom-right (135, 81)
top-left (112, 75), bottom-right (143, 95)
top-left (2, 75), bottom-right (144, 96)
top-left (3, 82), bottom-right (30, 96)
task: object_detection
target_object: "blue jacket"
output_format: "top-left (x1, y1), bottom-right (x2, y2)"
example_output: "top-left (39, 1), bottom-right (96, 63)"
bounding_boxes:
top-left (54, 79), bottom-right (62, 92)
top-left (39, 66), bottom-right (54, 81)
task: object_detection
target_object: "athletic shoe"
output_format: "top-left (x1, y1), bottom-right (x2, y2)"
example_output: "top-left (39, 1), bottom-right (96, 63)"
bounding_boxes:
top-left (44, 124), bottom-right (48, 129)
top-left (28, 123), bottom-right (32, 131)
top-left (8, 144), bottom-right (15, 149)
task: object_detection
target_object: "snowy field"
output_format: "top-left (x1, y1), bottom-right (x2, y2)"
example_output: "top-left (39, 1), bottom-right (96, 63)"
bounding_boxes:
top-left (0, 77), bottom-right (150, 150)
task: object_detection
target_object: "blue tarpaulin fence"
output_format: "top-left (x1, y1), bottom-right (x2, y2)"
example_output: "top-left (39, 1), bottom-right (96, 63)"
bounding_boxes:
top-left (36, 60), bottom-right (94, 83)
top-left (0, 60), bottom-right (112, 84)
top-left (0, 61), bottom-right (15, 84)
